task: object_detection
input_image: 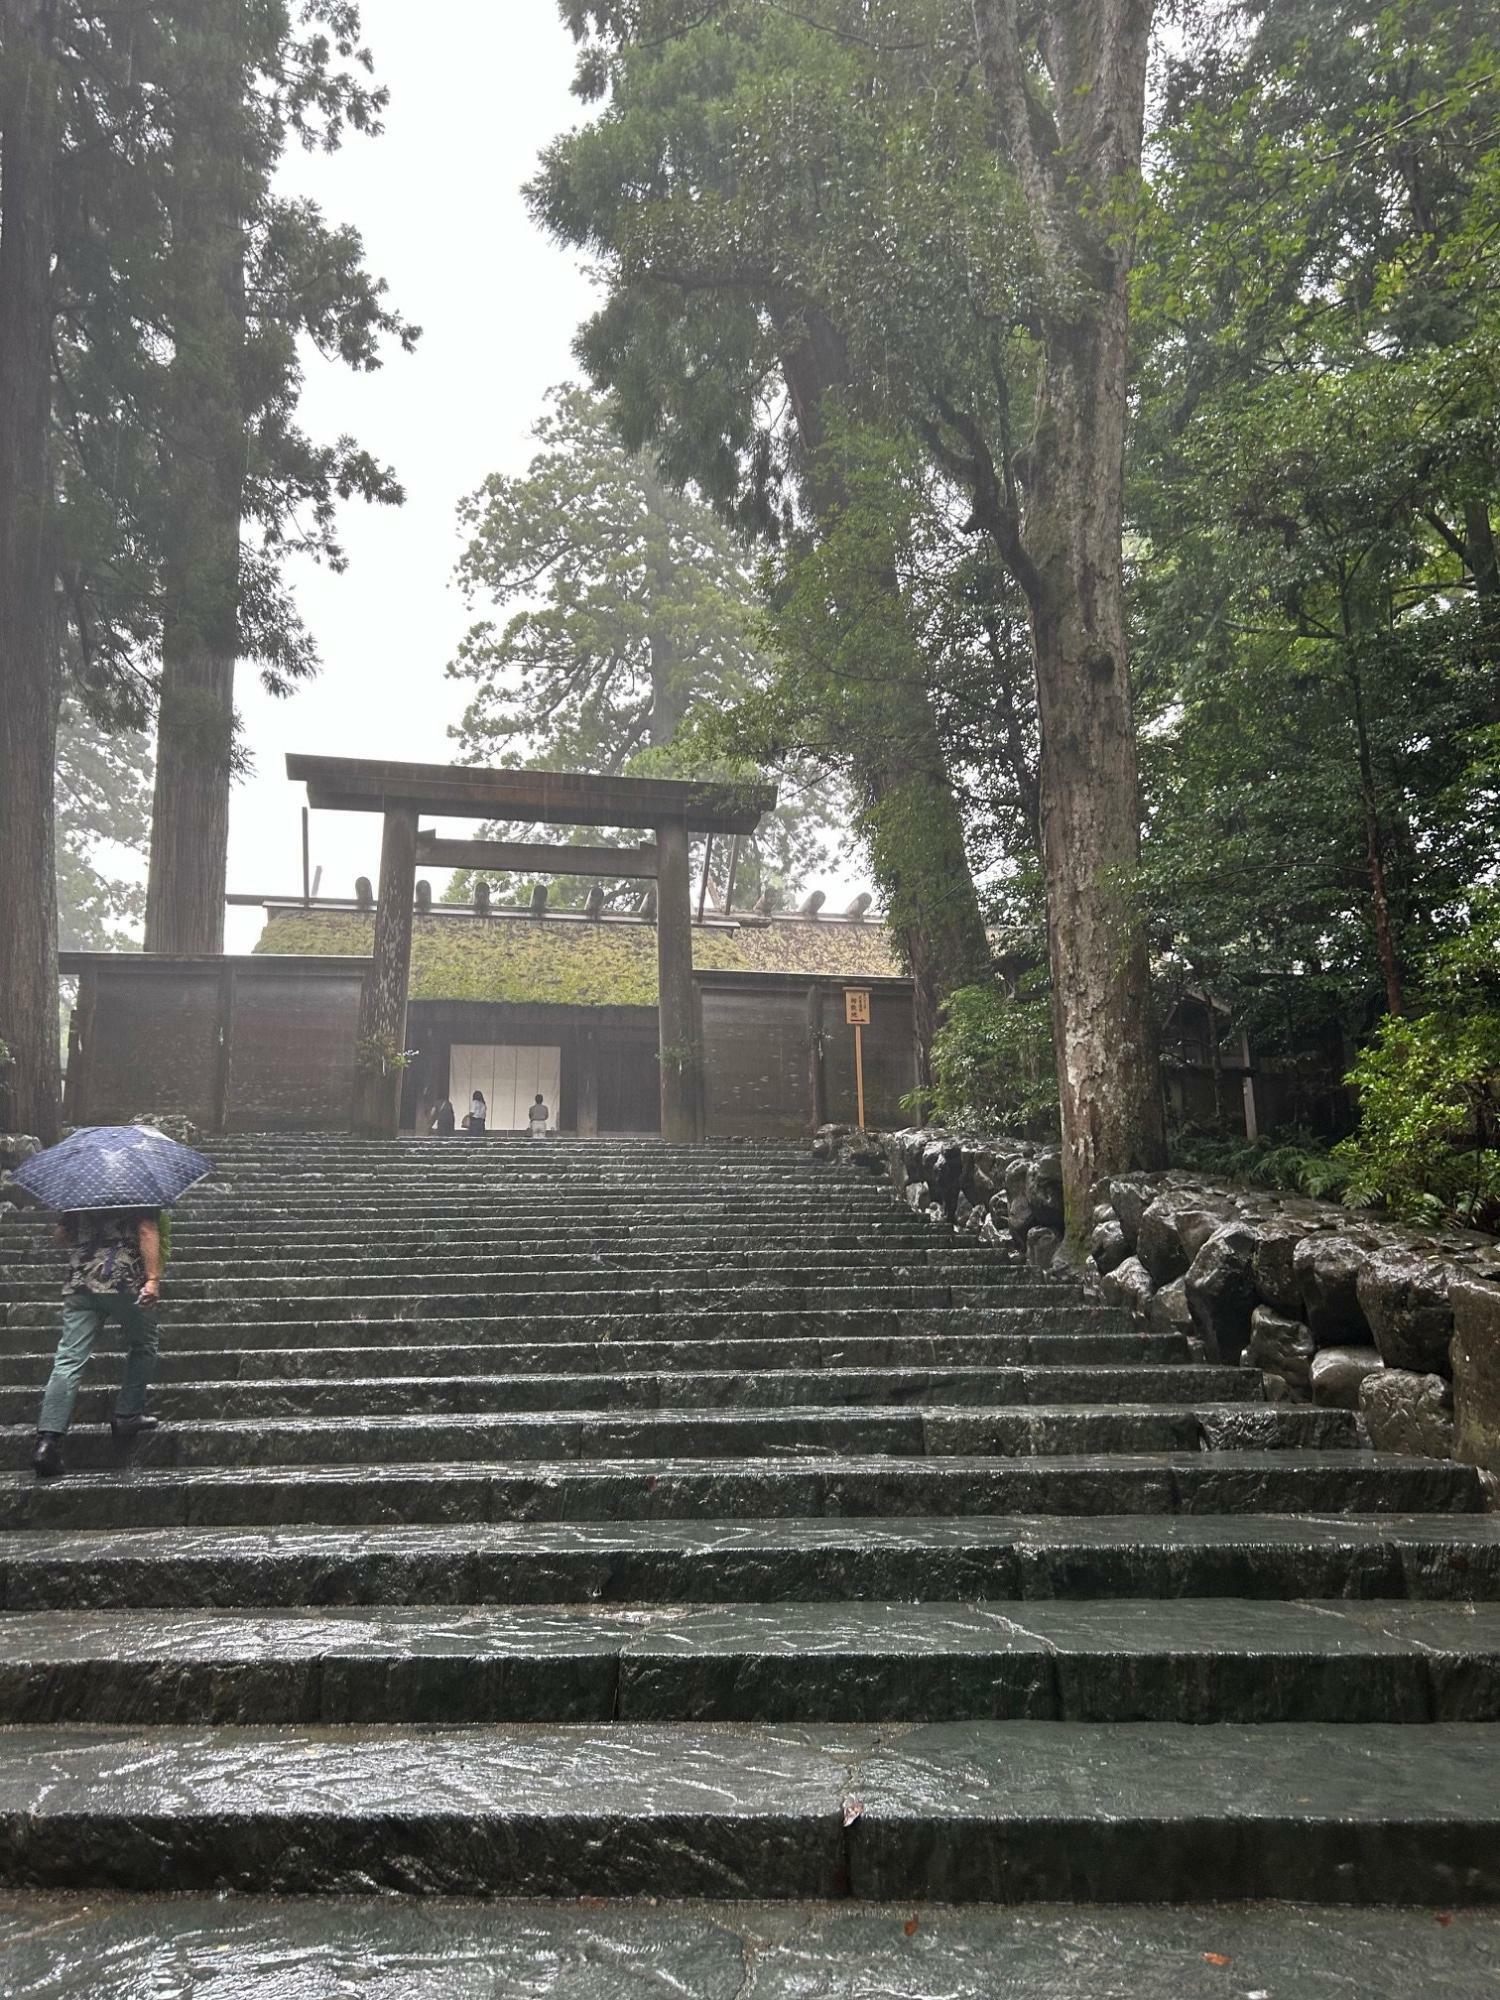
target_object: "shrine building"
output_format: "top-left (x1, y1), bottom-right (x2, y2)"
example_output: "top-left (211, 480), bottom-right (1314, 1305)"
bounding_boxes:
top-left (59, 756), bottom-right (918, 1140)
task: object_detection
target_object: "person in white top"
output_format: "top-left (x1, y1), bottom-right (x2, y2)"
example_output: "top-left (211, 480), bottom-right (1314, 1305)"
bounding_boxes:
top-left (528, 1094), bottom-right (549, 1137)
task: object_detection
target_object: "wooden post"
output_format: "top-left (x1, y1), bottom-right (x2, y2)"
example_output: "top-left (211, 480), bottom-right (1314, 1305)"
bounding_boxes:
top-left (656, 817), bottom-right (702, 1142)
top-left (724, 834), bottom-right (741, 914)
top-left (807, 983), bottom-right (826, 1131)
top-left (844, 988), bottom-right (872, 1131)
top-left (577, 1025), bottom-right (599, 1136)
top-left (353, 804), bottom-right (418, 1138)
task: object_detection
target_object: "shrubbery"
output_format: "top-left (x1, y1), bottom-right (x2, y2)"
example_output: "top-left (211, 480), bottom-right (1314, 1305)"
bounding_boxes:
top-left (924, 892), bottom-right (1500, 1237)
top-left (906, 980), bottom-right (1059, 1136)
top-left (1331, 895), bottom-right (1500, 1231)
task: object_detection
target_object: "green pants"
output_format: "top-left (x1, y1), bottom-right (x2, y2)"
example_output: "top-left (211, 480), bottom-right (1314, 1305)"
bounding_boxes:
top-left (38, 1292), bottom-right (160, 1435)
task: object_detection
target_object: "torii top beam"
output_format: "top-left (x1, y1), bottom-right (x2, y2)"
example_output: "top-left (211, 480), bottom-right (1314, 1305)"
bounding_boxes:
top-left (286, 755), bottom-right (775, 834)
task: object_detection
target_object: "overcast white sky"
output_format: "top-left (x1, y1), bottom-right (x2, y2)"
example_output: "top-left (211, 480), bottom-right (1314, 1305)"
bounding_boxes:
top-left (223, 0), bottom-right (595, 949)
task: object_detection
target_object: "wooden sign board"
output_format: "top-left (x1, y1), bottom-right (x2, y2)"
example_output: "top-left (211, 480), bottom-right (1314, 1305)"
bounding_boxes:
top-left (844, 989), bottom-right (871, 1027)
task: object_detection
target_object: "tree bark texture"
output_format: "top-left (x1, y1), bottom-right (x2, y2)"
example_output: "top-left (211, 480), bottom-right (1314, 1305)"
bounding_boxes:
top-left (353, 807), bottom-right (418, 1138)
top-left (781, 324), bottom-right (992, 1069)
top-left (0, 0), bottom-right (62, 1143)
top-left (864, 687), bottom-right (993, 1072)
top-left (144, 0), bottom-right (248, 955)
top-left (969, 0), bottom-right (1166, 1242)
top-left (1027, 313), bottom-right (1166, 1236)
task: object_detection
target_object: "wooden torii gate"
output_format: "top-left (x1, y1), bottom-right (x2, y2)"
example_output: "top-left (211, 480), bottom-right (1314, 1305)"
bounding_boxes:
top-left (285, 756), bottom-right (776, 1142)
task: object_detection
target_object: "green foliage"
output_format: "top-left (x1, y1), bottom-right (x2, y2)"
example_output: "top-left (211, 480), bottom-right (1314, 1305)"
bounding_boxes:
top-left (1167, 1129), bottom-right (1349, 1204)
top-left (54, 699), bottom-right (152, 953)
top-left (50, 3), bottom-right (417, 710)
top-left (904, 981), bottom-right (1058, 1136)
top-left (447, 383), bottom-right (837, 910)
top-left (1332, 894), bottom-right (1500, 1229)
top-left (532, 3), bottom-right (1003, 1006)
top-left (1133, 0), bottom-right (1500, 1032)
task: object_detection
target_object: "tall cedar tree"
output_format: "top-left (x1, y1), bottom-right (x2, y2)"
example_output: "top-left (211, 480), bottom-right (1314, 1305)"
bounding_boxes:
top-left (547, 1), bottom-right (1162, 1225)
top-left (0, 0), bottom-right (63, 1139)
top-left (448, 384), bottom-right (836, 911)
top-left (143, 2), bottom-right (415, 951)
top-left (960, 0), bottom-right (1168, 1237)
top-left (540, 9), bottom-right (995, 1068)
top-left (1, 3), bottom-right (413, 1128)
top-left (145, 0), bottom-right (249, 953)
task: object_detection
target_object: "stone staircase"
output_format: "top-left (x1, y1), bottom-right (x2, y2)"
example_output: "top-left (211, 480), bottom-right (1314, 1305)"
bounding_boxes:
top-left (2, 1134), bottom-right (1500, 1990)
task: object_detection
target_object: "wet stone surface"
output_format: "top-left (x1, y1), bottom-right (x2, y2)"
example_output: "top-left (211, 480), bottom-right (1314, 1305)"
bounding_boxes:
top-left (1, 1133), bottom-right (1498, 1922)
top-left (6, 1895), bottom-right (1500, 2000)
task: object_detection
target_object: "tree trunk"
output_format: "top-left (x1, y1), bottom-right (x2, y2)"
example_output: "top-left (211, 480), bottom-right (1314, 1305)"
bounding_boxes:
top-left (144, 1), bottom-right (247, 955)
top-left (1465, 500), bottom-right (1499, 600)
top-left (1025, 316), bottom-right (1166, 1236)
top-left (0, 0), bottom-right (62, 1143)
top-left (968, 0), bottom-right (1166, 1246)
top-left (1346, 664), bottom-right (1404, 1018)
top-left (780, 323), bottom-right (992, 1066)
top-left (864, 690), bottom-right (993, 1070)
top-left (647, 624), bottom-right (687, 746)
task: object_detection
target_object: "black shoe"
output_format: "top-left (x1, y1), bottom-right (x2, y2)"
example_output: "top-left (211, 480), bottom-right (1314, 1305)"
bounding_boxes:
top-left (110, 1413), bottom-right (160, 1441)
top-left (32, 1433), bottom-right (65, 1478)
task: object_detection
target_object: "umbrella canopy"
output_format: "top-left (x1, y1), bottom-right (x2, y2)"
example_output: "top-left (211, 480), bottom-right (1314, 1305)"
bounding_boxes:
top-left (10, 1125), bottom-right (215, 1213)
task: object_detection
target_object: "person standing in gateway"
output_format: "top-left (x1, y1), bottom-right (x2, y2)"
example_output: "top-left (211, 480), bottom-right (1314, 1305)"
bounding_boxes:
top-left (33, 1208), bottom-right (164, 1478)
top-left (528, 1093), bottom-right (550, 1137)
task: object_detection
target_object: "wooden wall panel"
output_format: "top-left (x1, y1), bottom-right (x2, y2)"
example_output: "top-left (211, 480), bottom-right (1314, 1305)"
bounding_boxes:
top-left (809, 984), bottom-right (916, 1132)
top-left (227, 972), bottom-right (363, 1132)
top-left (701, 986), bottom-right (811, 1138)
top-left (81, 968), bottom-right (222, 1128)
top-left (597, 1026), bottom-right (660, 1133)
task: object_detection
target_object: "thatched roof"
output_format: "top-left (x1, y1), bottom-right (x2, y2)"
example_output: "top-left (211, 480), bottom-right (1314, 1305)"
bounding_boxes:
top-left (254, 908), bottom-right (905, 1008)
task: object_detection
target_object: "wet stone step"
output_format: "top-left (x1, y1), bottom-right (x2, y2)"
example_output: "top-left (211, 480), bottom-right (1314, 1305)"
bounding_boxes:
top-left (0, 1336), bottom-right (1208, 1384)
top-left (0, 1306), bottom-right (1132, 1350)
top-left (0, 1284), bottom-right (1062, 1329)
top-left (0, 1452), bottom-right (1479, 1533)
top-left (0, 1267), bottom-right (1045, 1307)
top-left (2, 1598), bottom-right (1498, 1727)
top-left (0, 1405), bottom-right (1360, 1474)
top-left (4, 1514), bottom-right (1498, 1612)
top-left (0, 1364), bottom-right (1263, 1422)
top-left (0, 1403), bottom-right (1347, 1475)
top-left (0, 1246), bottom-right (1004, 1277)
top-left (0, 1720), bottom-right (1497, 1901)
top-left (4, 1892), bottom-right (1500, 2000)
top-left (0, 1250), bottom-right (1017, 1283)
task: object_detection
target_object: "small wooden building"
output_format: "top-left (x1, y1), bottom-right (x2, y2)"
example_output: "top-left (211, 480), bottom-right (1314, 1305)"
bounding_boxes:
top-left (59, 754), bottom-right (918, 1140)
top-left (61, 905), bottom-right (916, 1139)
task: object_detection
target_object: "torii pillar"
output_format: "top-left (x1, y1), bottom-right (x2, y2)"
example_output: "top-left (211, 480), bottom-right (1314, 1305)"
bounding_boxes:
top-left (654, 817), bottom-right (700, 1143)
top-left (352, 804), bottom-right (418, 1138)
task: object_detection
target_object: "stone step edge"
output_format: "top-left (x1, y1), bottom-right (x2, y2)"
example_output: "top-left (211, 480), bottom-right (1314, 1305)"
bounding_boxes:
top-left (1, 1891), bottom-right (1496, 1999)
top-left (3, 1512), bottom-right (1496, 1607)
top-left (0, 1597), bottom-right (1496, 1726)
top-left (0, 1721), bottom-right (1498, 1902)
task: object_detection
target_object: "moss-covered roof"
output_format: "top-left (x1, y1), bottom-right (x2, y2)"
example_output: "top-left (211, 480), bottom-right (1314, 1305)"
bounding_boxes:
top-left (254, 909), bottom-right (905, 1007)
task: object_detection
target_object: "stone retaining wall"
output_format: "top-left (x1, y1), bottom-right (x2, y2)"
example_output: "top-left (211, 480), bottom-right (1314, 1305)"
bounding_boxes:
top-left (813, 1123), bottom-right (1500, 1482)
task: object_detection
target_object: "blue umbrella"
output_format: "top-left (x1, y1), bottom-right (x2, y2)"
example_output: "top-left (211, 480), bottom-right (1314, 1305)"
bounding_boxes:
top-left (10, 1125), bottom-right (215, 1213)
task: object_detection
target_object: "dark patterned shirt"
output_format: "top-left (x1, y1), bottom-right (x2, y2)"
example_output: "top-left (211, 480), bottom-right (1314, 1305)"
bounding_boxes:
top-left (62, 1211), bottom-right (156, 1299)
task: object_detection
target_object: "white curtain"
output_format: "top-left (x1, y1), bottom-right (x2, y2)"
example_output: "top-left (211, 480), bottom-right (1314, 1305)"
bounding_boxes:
top-left (449, 1044), bottom-right (561, 1130)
